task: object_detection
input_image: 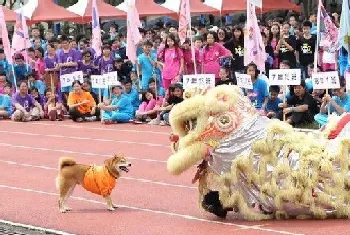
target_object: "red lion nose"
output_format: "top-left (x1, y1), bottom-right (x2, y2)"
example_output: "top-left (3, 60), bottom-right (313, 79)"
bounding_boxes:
top-left (169, 134), bottom-right (179, 143)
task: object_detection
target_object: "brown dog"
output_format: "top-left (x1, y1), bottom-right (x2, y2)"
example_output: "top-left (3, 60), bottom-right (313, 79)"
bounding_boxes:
top-left (56, 155), bottom-right (131, 213)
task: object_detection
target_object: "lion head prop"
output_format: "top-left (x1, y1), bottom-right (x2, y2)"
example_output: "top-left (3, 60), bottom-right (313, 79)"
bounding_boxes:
top-left (168, 85), bottom-right (350, 221)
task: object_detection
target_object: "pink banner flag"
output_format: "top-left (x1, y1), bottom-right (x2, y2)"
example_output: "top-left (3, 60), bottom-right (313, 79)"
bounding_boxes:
top-left (0, 8), bottom-right (12, 64)
top-left (179, 0), bottom-right (191, 45)
top-left (11, 10), bottom-right (30, 59)
top-left (244, 1), bottom-right (266, 72)
top-left (91, 0), bottom-right (102, 57)
top-left (126, 0), bottom-right (142, 63)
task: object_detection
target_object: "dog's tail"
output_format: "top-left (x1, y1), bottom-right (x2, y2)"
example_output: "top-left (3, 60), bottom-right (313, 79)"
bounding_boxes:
top-left (58, 157), bottom-right (76, 170)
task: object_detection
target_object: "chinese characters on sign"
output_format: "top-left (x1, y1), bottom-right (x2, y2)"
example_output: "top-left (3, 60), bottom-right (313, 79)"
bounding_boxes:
top-left (236, 74), bottom-right (253, 89)
top-left (312, 71), bottom-right (340, 89)
top-left (60, 71), bottom-right (84, 88)
top-left (91, 71), bottom-right (121, 89)
top-left (183, 74), bottom-right (215, 90)
top-left (268, 69), bottom-right (301, 86)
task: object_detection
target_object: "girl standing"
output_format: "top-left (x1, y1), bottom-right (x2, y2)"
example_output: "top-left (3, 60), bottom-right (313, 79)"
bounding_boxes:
top-left (224, 26), bottom-right (244, 72)
top-left (157, 33), bottom-right (184, 90)
top-left (201, 32), bottom-right (232, 81)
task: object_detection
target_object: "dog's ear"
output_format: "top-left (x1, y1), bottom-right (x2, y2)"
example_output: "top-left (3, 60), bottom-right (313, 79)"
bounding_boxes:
top-left (114, 154), bottom-right (125, 161)
top-left (113, 154), bottom-right (120, 161)
top-left (104, 156), bottom-right (114, 167)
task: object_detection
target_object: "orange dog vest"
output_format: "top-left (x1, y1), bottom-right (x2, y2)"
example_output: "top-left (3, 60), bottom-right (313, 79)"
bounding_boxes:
top-left (82, 165), bottom-right (116, 196)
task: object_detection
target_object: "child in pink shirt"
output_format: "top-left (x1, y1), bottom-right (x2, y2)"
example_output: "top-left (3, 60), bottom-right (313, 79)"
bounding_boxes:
top-left (201, 32), bottom-right (232, 80)
top-left (157, 33), bottom-right (184, 90)
top-left (134, 89), bottom-right (157, 122)
top-left (182, 39), bottom-right (198, 75)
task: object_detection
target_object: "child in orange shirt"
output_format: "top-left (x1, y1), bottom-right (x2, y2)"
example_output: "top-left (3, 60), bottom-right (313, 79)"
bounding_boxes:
top-left (67, 80), bottom-right (100, 122)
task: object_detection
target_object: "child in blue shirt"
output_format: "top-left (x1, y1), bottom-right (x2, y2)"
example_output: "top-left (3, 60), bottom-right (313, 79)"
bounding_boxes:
top-left (123, 79), bottom-right (140, 116)
top-left (0, 93), bottom-right (12, 119)
top-left (266, 85), bottom-right (282, 119)
top-left (245, 63), bottom-right (269, 111)
top-left (137, 40), bottom-right (160, 90)
top-left (13, 54), bottom-right (32, 84)
top-left (27, 74), bottom-right (46, 95)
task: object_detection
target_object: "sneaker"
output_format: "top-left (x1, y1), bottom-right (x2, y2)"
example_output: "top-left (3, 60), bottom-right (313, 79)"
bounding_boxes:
top-left (148, 119), bottom-right (160, 125)
top-left (160, 120), bottom-right (166, 126)
top-left (85, 116), bottom-right (97, 122)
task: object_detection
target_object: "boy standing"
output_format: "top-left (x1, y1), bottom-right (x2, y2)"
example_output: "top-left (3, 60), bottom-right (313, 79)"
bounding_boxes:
top-left (296, 21), bottom-right (316, 80)
top-left (137, 40), bottom-right (159, 90)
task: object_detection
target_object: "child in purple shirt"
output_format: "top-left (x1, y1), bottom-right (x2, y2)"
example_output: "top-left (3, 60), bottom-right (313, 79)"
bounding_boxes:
top-left (57, 35), bottom-right (79, 93)
top-left (12, 81), bottom-right (44, 122)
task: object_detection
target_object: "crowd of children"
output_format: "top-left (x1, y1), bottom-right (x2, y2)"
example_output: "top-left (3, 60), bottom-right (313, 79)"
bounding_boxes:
top-left (0, 10), bottom-right (349, 128)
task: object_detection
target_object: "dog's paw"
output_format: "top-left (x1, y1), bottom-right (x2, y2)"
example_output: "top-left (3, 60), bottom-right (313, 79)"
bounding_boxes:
top-left (112, 204), bottom-right (118, 209)
top-left (108, 207), bottom-right (115, 211)
top-left (59, 208), bottom-right (67, 213)
top-left (64, 207), bottom-right (72, 211)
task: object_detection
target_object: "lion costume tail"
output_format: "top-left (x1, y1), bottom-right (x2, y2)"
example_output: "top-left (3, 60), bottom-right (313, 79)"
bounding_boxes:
top-left (58, 157), bottom-right (76, 171)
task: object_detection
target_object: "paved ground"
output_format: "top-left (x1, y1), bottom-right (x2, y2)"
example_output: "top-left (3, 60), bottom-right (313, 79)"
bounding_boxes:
top-left (0, 222), bottom-right (58, 235)
top-left (0, 120), bottom-right (349, 235)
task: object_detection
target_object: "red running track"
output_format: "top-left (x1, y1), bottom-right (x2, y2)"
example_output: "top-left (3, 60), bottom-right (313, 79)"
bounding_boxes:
top-left (0, 120), bottom-right (349, 235)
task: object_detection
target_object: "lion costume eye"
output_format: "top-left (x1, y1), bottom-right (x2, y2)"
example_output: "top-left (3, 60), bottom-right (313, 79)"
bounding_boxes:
top-left (214, 112), bottom-right (238, 133)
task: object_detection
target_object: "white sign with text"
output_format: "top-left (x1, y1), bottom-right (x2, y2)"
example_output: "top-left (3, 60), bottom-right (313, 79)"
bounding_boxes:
top-left (236, 74), bottom-right (253, 89)
top-left (106, 71), bottom-right (119, 86)
top-left (91, 75), bottom-right (107, 89)
top-left (183, 74), bottom-right (215, 90)
top-left (91, 74), bottom-right (121, 89)
top-left (268, 69), bottom-right (301, 86)
top-left (312, 71), bottom-right (340, 89)
top-left (60, 71), bottom-right (84, 88)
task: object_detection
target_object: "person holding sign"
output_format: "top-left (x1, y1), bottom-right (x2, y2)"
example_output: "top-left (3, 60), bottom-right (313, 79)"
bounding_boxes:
top-left (314, 80), bottom-right (350, 126)
top-left (280, 80), bottom-right (318, 126)
top-left (265, 85), bottom-right (283, 119)
top-left (57, 35), bottom-right (79, 94)
top-left (100, 85), bottom-right (134, 124)
top-left (245, 63), bottom-right (269, 112)
top-left (67, 80), bottom-right (99, 122)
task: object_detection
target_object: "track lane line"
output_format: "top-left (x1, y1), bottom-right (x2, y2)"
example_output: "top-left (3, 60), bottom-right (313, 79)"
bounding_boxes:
top-left (2, 121), bottom-right (170, 135)
top-left (0, 184), bottom-right (306, 235)
top-left (0, 220), bottom-right (77, 235)
top-left (0, 130), bottom-right (170, 148)
top-left (0, 159), bottom-right (197, 190)
top-left (0, 142), bottom-right (167, 163)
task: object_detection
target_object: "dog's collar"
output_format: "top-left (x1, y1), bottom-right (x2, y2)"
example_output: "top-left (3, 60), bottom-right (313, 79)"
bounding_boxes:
top-left (106, 166), bottom-right (119, 179)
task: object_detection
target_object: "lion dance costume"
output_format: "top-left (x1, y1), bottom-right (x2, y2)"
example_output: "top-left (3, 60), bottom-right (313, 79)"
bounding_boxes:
top-left (167, 85), bottom-right (350, 220)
